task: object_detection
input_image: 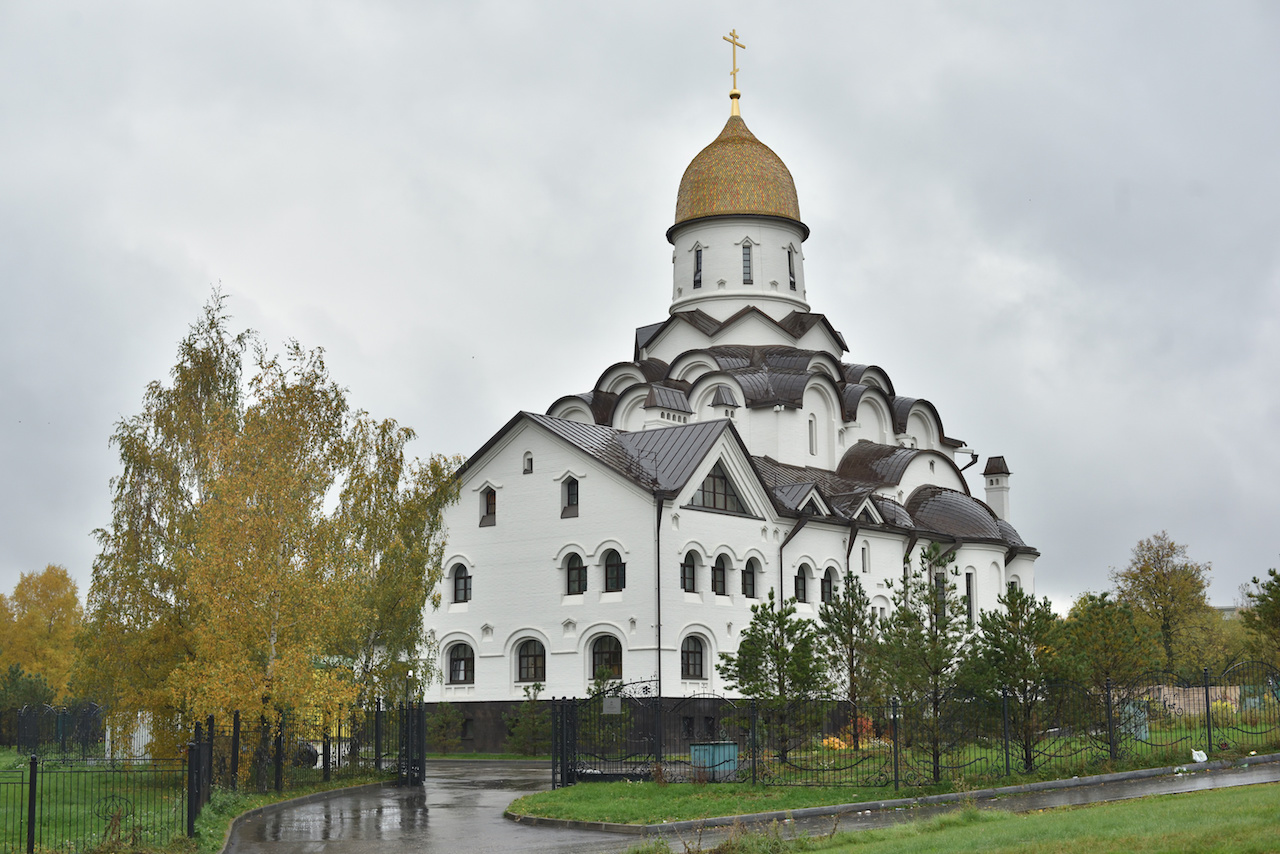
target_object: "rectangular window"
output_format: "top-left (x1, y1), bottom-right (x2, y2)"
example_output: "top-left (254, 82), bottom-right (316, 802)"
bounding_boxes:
top-left (693, 247), bottom-right (702, 289)
top-left (966, 572), bottom-right (976, 629)
top-left (788, 248), bottom-right (796, 290)
top-left (742, 244), bottom-right (753, 284)
top-left (742, 567), bottom-right (756, 598)
top-left (712, 561), bottom-right (726, 596)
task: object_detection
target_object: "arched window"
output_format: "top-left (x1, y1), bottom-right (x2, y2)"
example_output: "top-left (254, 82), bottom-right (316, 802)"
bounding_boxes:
top-left (517, 640), bottom-right (545, 682)
top-left (681, 637), bottom-right (705, 679)
top-left (681, 551), bottom-right (697, 592)
top-left (861, 543), bottom-right (870, 574)
top-left (566, 554), bottom-right (587, 595)
top-left (788, 248), bottom-right (796, 290)
top-left (821, 568), bottom-right (835, 604)
top-left (742, 558), bottom-right (758, 598)
top-left (592, 636), bottom-right (622, 680)
top-left (448, 643), bottom-right (474, 684)
top-left (742, 243), bottom-right (753, 284)
top-left (453, 564), bottom-right (471, 603)
top-left (795, 564), bottom-right (810, 603)
top-left (712, 555), bottom-right (728, 596)
top-left (808, 415), bottom-right (817, 456)
top-left (604, 549), bottom-right (625, 592)
top-left (694, 247), bottom-right (703, 289)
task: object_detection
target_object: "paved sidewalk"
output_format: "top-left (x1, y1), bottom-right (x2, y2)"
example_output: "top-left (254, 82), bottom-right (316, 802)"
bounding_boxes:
top-left (224, 757), bottom-right (1280, 853)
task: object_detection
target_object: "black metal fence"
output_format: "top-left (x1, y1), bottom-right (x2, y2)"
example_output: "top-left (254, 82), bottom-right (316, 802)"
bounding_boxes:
top-left (2, 700), bottom-right (429, 852)
top-left (551, 661), bottom-right (1280, 789)
top-left (0, 753), bottom-right (188, 853)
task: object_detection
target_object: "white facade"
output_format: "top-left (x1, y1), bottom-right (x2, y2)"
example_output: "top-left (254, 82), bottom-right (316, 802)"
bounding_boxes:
top-left (428, 100), bottom-right (1038, 702)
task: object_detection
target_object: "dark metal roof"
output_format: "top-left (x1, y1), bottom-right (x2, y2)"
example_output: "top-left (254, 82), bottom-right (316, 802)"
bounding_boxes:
top-left (836, 441), bottom-right (921, 485)
top-left (983, 456), bottom-right (1011, 476)
top-left (644, 385), bottom-right (693, 413)
top-left (905, 486), bottom-right (1003, 541)
top-left (777, 312), bottom-right (849, 351)
top-left (464, 413), bottom-right (1032, 552)
top-left (636, 308), bottom-right (848, 359)
top-left (729, 367), bottom-right (811, 408)
top-left (996, 519), bottom-right (1026, 548)
top-left (841, 364), bottom-right (896, 398)
top-left (711, 385), bottom-right (740, 407)
top-left (634, 322), bottom-right (665, 353)
top-left (871, 495), bottom-right (915, 529)
top-left (524, 412), bottom-right (731, 495)
top-left (772, 481), bottom-right (817, 512)
top-left (840, 383), bottom-right (868, 422)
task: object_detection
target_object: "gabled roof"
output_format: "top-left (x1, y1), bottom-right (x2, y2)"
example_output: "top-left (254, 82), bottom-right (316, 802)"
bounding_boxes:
top-left (643, 385), bottom-right (692, 413)
top-left (517, 413), bottom-right (732, 496)
top-left (634, 308), bottom-right (847, 360)
top-left (458, 412), bottom-right (1034, 553)
top-left (710, 385), bottom-right (740, 407)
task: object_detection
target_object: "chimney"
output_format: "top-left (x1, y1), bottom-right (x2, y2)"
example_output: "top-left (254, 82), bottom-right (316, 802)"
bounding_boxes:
top-left (983, 456), bottom-right (1011, 521)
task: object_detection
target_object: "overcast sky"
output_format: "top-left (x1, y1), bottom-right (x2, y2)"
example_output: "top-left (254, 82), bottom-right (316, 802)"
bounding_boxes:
top-left (2, 1), bottom-right (1277, 615)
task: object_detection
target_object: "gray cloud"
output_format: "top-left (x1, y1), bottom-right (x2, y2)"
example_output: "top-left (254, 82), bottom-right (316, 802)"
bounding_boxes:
top-left (1, 1), bottom-right (1276, 614)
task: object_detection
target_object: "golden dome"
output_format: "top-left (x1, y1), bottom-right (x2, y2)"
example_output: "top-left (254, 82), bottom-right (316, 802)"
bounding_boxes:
top-left (672, 113), bottom-right (804, 231)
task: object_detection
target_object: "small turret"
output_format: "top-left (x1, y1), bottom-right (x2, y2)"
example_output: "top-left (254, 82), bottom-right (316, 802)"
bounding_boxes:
top-left (983, 456), bottom-right (1011, 521)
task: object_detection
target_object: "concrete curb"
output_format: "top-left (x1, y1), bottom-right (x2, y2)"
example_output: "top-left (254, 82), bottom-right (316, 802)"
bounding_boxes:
top-left (504, 751), bottom-right (1280, 836)
top-left (217, 782), bottom-right (394, 854)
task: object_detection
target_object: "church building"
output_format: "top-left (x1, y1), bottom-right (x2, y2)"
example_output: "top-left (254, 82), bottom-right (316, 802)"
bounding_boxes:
top-left (427, 59), bottom-right (1038, 718)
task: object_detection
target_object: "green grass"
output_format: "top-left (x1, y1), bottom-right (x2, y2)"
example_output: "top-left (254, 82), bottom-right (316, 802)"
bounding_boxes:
top-left (621, 783), bottom-right (1280, 853)
top-left (1, 746), bottom-right (393, 854)
top-left (509, 780), bottom-right (945, 825)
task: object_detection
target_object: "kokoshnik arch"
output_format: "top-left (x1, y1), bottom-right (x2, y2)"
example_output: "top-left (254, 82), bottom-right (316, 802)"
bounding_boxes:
top-left (428, 37), bottom-right (1038, 728)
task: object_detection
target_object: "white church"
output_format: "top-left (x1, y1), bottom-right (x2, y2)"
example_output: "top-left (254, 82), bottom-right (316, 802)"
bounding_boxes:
top-left (427, 66), bottom-right (1037, 719)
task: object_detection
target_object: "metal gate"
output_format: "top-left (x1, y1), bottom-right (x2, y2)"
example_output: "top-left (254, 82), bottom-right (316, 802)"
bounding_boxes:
top-left (551, 680), bottom-right (665, 788)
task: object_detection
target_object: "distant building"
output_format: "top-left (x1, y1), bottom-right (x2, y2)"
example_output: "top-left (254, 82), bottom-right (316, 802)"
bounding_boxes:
top-left (426, 81), bottom-right (1038, 719)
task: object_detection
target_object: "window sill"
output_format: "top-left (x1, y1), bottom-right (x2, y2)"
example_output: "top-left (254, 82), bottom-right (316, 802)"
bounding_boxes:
top-left (479, 515), bottom-right (495, 527)
top-left (599, 591), bottom-right (623, 604)
top-left (561, 594), bottom-right (586, 605)
top-left (561, 505), bottom-right (579, 518)
top-left (447, 602), bottom-right (469, 614)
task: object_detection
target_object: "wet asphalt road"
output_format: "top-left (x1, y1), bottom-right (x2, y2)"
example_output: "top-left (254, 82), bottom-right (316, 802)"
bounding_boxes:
top-left (225, 761), bottom-right (636, 854)
top-left (225, 759), bottom-right (1280, 854)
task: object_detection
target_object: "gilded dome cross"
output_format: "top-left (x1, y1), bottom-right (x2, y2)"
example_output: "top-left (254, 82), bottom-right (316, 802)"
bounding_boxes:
top-left (723, 29), bottom-right (746, 91)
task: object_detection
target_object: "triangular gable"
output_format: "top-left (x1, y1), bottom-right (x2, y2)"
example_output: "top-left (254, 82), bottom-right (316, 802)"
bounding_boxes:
top-left (689, 461), bottom-right (748, 514)
top-left (635, 307), bottom-right (849, 361)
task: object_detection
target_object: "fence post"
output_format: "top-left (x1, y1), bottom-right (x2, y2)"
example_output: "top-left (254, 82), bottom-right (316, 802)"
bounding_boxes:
top-left (891, 698), bottom-right (901, 792)
top-left (375, 699), bottom-right (383, 773)
top-left (204, 715), bottom-right (215, 805)
top-left (1203, 667), bottom-right (1213, 755)
top-left (26, 754), bottom-right (37, 854)
top-left (1104, 678), bottom-right (1118, 762)
top-left (323, 727), bottom-right (331, 782)
top-left (1002, 688), bottom-right (1012, 777)
top-left (186, 742), bottom-right (197, 838)
top-left (274, 716), bottom-right (283, 793)
top-left (231, 710), bottom-right (241, 790)
top-left (750, 699), bottom-right (758, 786)
top-left (654, 693), bottom-right (664, 771)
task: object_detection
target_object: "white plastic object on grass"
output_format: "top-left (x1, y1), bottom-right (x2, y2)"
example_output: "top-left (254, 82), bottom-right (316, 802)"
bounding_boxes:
top-left (1191, 749), bottom-right (1207, 763)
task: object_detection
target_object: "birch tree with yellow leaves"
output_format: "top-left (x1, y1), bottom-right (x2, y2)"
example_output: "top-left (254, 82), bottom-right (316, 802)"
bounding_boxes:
top-left (76, 292), bottom-right (459, 747)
